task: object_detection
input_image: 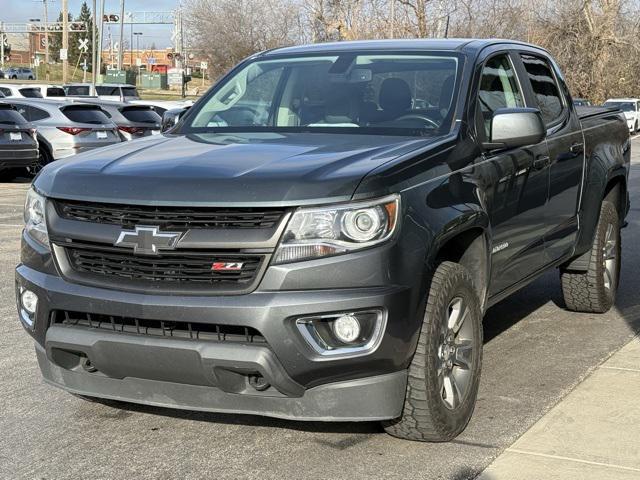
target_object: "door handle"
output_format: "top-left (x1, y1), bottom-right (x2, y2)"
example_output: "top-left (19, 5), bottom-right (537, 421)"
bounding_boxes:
top-left (570, 142), bottom-right (584, 155)
top-left (533, 156), bottom-right (550, 170)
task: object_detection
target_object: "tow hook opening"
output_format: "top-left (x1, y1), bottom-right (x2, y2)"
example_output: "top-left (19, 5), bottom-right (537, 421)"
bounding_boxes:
top-left (248, 373), bottom-right (270, 391)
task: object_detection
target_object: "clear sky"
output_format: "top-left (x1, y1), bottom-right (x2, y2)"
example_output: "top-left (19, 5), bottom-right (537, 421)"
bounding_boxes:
top-left (2, 0), bottom-right (179, 48)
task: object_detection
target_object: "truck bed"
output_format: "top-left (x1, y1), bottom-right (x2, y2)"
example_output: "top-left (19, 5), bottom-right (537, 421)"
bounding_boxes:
top-left (576, 105), bottom-right (619, 120)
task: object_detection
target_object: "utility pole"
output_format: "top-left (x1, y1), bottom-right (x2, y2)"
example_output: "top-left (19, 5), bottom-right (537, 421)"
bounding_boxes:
top-left (390, 0), bottom-right (395, 38)
top-left (43, 0), bottom-right (50, 80)
top-left (117, 0), bottom-right (125, 70)
top-left (62, 0), bottom-right (68, 83)
top-left (96, 0), bottom-right (105, 87)
top-left (1, 28), bottom-right (4, 70)
top-left (91, 0), bottom-right (97, 87)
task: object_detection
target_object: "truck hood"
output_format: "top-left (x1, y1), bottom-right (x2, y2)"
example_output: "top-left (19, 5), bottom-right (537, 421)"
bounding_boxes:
top-left (35, 131), bottom-right (437, 206)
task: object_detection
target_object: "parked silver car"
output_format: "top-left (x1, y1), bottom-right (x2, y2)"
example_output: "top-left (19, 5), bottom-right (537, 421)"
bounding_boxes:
top-left (73, 99), bottom-right (162, 141)
top-left (2, 98), bottom-right (121, 169)
top-left (4, 67), bottom-right (35, 80)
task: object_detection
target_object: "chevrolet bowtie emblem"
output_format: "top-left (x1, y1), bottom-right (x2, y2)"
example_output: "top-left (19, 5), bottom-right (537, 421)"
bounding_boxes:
top-left (114, 226), bottom-right (182, 255)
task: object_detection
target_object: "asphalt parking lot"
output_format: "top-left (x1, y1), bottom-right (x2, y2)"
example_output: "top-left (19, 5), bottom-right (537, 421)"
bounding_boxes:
top-left (1, 140), bottom-right (639, 480)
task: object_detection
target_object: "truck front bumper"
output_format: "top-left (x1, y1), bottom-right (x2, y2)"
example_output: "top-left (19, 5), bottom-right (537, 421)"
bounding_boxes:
top-left (17, 259), bottom-right (416, 421)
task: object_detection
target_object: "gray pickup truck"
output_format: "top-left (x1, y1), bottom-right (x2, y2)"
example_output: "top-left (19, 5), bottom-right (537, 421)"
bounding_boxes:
top-left (17, 39), bottom-right (629, 442)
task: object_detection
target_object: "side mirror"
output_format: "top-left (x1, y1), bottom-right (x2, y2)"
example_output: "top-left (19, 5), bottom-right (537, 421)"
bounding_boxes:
top-left (161, 106), bottom-right (190, 133)
top-left (483, 108), bottom-right (545, 150)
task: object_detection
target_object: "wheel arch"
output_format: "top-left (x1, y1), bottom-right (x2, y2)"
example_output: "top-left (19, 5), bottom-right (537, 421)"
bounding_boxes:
top-left (564, 172), bottom-right (627, 272)
top-left (431, 222), bottom-right (491, 310)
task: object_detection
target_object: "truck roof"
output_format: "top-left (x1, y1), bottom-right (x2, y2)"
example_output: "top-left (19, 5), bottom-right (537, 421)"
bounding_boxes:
top-left (262, 38), bottom-right (547, 56)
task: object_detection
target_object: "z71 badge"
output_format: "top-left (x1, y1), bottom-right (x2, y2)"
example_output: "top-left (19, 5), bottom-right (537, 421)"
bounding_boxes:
top-left (211, 262), bottom-right (244, 271)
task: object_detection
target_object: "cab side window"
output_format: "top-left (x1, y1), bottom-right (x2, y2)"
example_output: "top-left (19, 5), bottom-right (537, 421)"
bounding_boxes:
top-left (520, 54), bottom-right (564, 125)
top-left (477, 54), bottom-right (524, 139)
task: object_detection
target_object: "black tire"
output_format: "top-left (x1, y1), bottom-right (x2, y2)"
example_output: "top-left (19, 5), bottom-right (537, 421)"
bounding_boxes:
top-left (383, 261), bottom-right (483, 442)
top-left (11, 75), bottom-right (17, 79)
top-left (560, 201), bottom-right (620, 313)
top-left (28, 76), bottom-right (34, 80)
top-left (0, 168), bottom-right (18, 182)
top-left (28, 146), bottom-right (52, 176)
top-left (635, 121), bottom-right (639, 134)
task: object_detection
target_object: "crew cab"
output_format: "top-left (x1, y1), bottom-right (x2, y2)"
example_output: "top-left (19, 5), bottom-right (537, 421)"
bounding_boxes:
top-left (17, 39), bottom-right (629, 442)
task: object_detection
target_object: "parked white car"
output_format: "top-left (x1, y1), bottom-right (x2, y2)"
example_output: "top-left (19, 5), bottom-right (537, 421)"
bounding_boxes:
top-left (603, 98), bottom-right (640, 133)
top-left (28, 84), bottom-right (67, 98)
top-left (0, 84), bottom-right (44, 99)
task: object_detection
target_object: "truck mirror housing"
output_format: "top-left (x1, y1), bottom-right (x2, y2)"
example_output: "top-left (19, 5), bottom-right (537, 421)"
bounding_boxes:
top-left (161, 106), bottom-right (190, 133)
top-left (484, 108), bottom-right (546, 150)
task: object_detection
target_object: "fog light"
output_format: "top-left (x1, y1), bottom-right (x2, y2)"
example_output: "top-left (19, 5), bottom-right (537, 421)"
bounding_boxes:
top-left (21, 290), bottom-right (38, 315)
top-left (332, 314), bottom-right (361, 344)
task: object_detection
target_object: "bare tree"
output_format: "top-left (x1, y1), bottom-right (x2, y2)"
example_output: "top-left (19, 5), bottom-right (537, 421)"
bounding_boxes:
top-left (184, 0), bottom-right (640, 102)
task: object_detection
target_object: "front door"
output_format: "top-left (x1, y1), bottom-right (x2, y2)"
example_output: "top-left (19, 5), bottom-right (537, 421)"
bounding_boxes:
top-left (474, 53), bottom-right (551, 296)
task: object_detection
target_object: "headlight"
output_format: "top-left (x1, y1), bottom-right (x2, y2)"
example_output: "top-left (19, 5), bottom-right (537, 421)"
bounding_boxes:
top-left (273, 195), bottom-right (399, 264)
top-left (24, 188), bottom-right (49, 249)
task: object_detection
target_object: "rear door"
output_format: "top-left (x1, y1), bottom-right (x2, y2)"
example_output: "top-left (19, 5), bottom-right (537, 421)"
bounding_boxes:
top-left (474, 52), bottom-right (551, 296)
top-left (517, 53), bottom-right (585, 263)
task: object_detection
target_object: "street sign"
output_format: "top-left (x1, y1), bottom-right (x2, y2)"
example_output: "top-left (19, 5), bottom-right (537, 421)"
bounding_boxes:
top-left (79, 38), bottom-right (89, 53)
top-left (136, 58), bottom-right (142, 67)
top-left (147, 57), bottom-right (156, 65)
top-left (168, 68), bottom-right (184, 86)
top-left (200, 61), bottom-right (208, 69)
top-left (59, 48), bottom-right (68, 61)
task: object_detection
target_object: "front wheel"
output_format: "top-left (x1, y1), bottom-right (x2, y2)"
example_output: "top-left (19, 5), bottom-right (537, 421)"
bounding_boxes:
top-left (560, 201), bottom-right (620, 313)
top-left (383, 261), bottom-right (483, 442)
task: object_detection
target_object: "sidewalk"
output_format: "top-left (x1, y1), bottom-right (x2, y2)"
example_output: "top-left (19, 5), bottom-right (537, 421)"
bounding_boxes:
top-left (478, 336), bottom-right (640, 480)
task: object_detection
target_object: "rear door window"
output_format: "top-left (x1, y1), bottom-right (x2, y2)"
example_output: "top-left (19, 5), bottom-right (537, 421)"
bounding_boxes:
top-left (0, 108), bottom-right (28, 125)
top-left (96, 86), bottom-right (119, 96)
top-left (66, 85), bottom-right (91, 95)
top-left (520, 54), bottom-right (565, 125)
top-left (0, 87), bottom-right (11, 97)
top-left (62, 106), bottom-right (111, 124)
top-left (121, 107), bottom-right (161, 124)
top-left (121, 87), bottom-right (139, 98)
top-left (19, 88), bottom-right (43, 98)
top-left (46, 87), bottom-right (66, 97)
top-left (14, 105), bottom-right (50, 121)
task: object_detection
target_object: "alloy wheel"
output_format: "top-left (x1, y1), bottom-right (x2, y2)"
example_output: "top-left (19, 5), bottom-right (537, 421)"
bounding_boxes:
top-left (437, 297), bottom-right (474, 410)
top-left (602, 223), bottom-right (618, 293)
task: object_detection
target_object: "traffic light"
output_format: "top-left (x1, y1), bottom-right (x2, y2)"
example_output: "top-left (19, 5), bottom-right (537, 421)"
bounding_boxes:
top-left (70, 22), bottom-right (85, 32)
top-left (103, 14), bottom-right (120, 23)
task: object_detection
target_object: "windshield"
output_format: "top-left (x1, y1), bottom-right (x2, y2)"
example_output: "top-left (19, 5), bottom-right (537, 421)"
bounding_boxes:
top-left (186, 52), bottom-right (460, 136)
top-left (604, 101), bottom-right (635, 112)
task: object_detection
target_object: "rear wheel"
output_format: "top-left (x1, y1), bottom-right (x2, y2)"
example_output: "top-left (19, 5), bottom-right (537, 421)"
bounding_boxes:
top-left (560, 201), bottom-right (620, 313)
top-left (28, 146), bottom-right (52, 176)
top-left (383, 261), bottom-right (483, 442)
